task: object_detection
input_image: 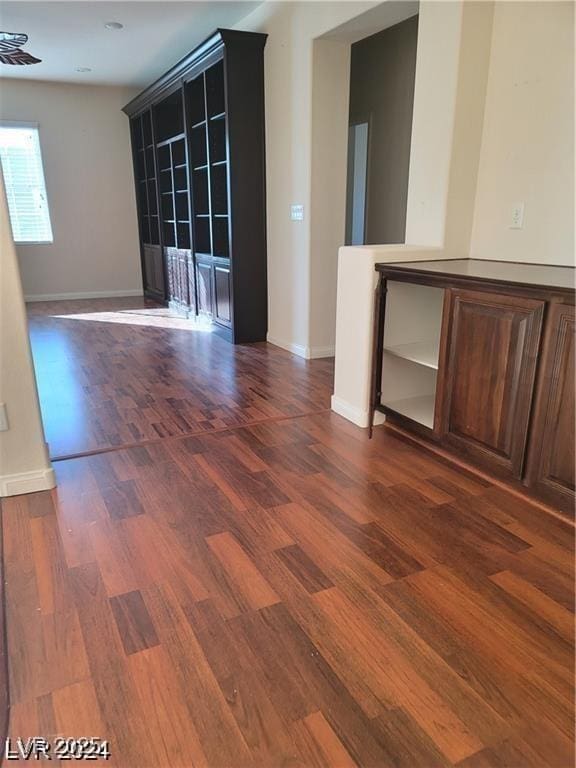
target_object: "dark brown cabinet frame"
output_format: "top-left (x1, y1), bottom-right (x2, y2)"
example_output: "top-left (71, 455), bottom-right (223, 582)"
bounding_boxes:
top-left (370, 261), bottom-right (575, 517)
top-left (123, 29), bottom-right (268, 344)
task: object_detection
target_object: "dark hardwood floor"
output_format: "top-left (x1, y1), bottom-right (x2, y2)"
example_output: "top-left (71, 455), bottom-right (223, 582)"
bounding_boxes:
top-left (27, 298), bottom-right (333, 459)
top-left (3, 298), bottom-right (574, 767)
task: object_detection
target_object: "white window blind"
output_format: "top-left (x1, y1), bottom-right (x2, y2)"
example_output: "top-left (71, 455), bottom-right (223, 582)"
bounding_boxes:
top-left (0, 124), bottom-right (53, 243)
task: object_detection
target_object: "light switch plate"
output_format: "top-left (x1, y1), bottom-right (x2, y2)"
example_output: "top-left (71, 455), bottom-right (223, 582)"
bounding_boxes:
top-left (290, 204), bottom-right (304, 221)
top-left (510, 202), bottom-right (525, 229)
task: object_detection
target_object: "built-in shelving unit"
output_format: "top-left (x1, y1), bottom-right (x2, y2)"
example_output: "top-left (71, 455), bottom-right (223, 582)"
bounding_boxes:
top-left (131, 111), bottom-right (160, 247)
top-left (155, 93), bottom-right (191, 252)
top-left (124, 29), bottom-right (267, 342)
top-left (129, 110), bottom-right (165, 300)
top-left (380, 281), bottom-right (444, 429)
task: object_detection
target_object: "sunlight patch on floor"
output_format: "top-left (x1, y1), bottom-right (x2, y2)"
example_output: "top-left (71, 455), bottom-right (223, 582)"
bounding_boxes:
top-left (51, 308), bottom-right (214, 332)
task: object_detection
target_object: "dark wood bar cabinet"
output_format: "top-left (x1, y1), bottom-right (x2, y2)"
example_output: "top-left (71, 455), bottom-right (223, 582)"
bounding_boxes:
top-left (370, 259), bottom-right (575, 517)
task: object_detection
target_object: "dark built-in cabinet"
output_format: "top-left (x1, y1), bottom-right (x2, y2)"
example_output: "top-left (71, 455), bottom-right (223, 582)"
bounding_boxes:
top-left (124, 29), bottom-right (268, 343)
top-left (370, 259), bottom-right (575, 517)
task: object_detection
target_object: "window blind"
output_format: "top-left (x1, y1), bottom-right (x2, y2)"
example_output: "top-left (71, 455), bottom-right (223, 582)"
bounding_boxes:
top-left (0, 124), bottom-right (53, 243)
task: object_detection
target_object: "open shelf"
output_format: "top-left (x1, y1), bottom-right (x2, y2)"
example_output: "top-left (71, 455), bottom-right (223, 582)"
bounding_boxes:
top-left (383, 340), bottom-right (440, 370)
top-left (154, 131), bottom-right (191, 251)
top-left (381, 395), bottom-right (435, 430)
top-left (206, 60), bottom-right (225, 117)
top-left (187, 73), bottom-right (206, 126)
top-left (142, 111), bottom-right (153, 147)
top-left (194, 217), bottom-right (211, 254)
top-left (209, 117), bottom-right (227, 163)
top-left (154, 89), bottom-right (184, 144)
top-left (190, 124), bottom-right (207, 167)
top-left (210, 163), bottom-right (228, 215)
top-left (132, 111), bottom-right (160, 246)
top-left (212, 216), bottom-right (229, 258)
top-left (379, 282), bottom-right (444, 429)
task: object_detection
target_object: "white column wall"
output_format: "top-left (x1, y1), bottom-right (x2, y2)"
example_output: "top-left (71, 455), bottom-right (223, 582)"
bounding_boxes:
top-left (0, 170), bottom-right (55, 496)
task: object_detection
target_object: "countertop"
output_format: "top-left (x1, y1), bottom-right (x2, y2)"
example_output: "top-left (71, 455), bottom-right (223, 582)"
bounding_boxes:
top-left (375, 258), bottom-right (575, 293)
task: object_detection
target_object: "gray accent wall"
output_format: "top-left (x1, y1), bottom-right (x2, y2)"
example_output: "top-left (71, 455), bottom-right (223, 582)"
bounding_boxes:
top-left (348, 14), bottom-right (418, 244)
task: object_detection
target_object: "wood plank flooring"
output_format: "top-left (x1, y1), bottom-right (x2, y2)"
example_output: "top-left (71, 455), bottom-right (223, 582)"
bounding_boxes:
top-left (3, 298), bottom-right (574, 767)
top-left (27, 298), bottom-right (333, 459)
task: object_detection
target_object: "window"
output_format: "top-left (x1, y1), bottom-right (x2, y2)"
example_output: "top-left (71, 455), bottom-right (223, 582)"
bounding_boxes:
top-left (0, 123), bottom-right (53, 243)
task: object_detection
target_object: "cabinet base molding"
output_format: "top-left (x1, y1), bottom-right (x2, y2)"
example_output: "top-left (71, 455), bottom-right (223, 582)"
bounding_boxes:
top-left (382, 420), bottom-right (574, 526)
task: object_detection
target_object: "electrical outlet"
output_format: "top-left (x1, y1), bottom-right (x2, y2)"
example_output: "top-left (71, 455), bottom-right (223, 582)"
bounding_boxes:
top-left (290, 204), bottom-right (304, 221)
top-left (0, 403), bottom-right (8, 432)
top-left (510, 202), bottom-right (525, 229)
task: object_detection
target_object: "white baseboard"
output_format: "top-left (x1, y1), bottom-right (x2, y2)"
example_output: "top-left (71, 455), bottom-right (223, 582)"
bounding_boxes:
top-left (25, 289), bottom-right (143, 302)
top-left (0, 467), bottom-right (56, 497)
top-left (331, 394), bottom-right (386, 429)
top-left (267, 334), bottom-right (335, 359)
top-left (308, 345), bottom-right (336, 359)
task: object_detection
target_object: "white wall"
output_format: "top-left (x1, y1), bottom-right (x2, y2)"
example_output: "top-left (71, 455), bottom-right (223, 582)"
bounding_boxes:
top-left (470, 1), bottom-right (574, 266)
top-left (309, 38), bottom-right (351, 354)
top-left (442, 0), bottom-right (494, 258)
top-left (332, 0), bottom-right (493, 426)
top-left (234, 1), bottom-right (376, 357)
top-left (0, 79), bottom-right (142, 300)
top-left (0, 169), bottom-right (54, 496)
top-left (404, 0), bottom-right (463, 246)
top-left (332, 0), bottom-right (575, 428)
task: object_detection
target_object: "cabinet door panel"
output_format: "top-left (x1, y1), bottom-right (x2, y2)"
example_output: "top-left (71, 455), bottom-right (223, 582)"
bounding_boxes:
top-left (196, 260), bottom-right (213, 317)
top-left (187, 253), bottom-right (196, 315)
top-left (526, 303), bottom-right (575, 513)
top-left (178, 250), bottom-right (189, 306)
top-left (143, 244), bottom-right (164, 299)
top-left (153, 248), bottom-right (165, 296)
top-left (143, 245), bottom-right (155, 291)
top-left (440, 289), bottom-right (544, 478)
top-left (214, 265), bottom-right (231, 325)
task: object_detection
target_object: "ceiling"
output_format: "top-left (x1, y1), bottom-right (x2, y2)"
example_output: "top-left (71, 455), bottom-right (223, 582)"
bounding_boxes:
top-left (0, 2), bottom-right (261, 88)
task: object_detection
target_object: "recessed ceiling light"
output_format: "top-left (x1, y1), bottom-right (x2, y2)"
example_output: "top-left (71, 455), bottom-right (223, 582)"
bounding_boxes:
top-left (104, 21), bottom-right (124, 30)
top-left (76, 67), bottom-right (92, 72)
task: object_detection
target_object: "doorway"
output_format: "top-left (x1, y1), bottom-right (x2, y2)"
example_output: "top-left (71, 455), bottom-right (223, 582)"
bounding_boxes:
top-left (344, 14), bottom-right (419, 245)
top-left (345, 121), bottom-right (369, 245)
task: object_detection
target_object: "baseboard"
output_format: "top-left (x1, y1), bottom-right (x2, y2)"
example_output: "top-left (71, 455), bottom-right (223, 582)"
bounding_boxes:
top-left (25, 289), bottom-right (143, 302)
top-left (330, 394), bottom-right (386, 429)
top-left (308, 345), bottom-right (335, 359)
top-left (267, 334), bottom-right (335, 360)
top-left (0, 467), bottom-right (56, 497)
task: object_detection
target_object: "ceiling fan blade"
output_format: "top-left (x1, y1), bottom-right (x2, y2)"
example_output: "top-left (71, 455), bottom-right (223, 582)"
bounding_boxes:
top-left (0, 31), bottom-right (28, 51)
top-left (0, 49), bottom-right (41, 65)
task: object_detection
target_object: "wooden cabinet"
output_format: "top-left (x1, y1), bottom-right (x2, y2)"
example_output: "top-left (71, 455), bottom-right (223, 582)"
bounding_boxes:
top-left (214, 263), bottom-right (232, 326)
top-left (196, 258), bottom-right (213, 318)
top-left (440, 290), bottom-right (544, 479)
top-left (525, 302), bottom-right (575, 512)
top-left (371, 259), bottom-right (575, 517)
top-left (124, 29), bottom-right (267, 343)
top-left (142, 244), bottom-right (165, 299)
